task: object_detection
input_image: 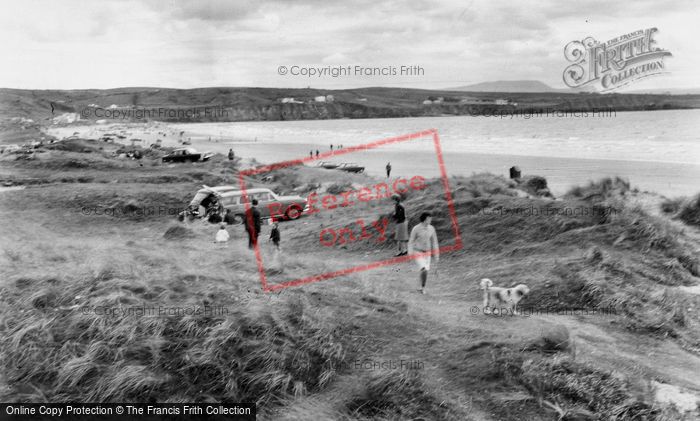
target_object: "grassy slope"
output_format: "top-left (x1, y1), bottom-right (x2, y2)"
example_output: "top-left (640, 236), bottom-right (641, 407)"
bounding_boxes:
top-left (1, 140), bottom-right (699, 419)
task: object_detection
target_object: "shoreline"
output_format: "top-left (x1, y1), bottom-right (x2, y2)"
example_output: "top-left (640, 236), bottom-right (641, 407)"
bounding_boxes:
top-left (43, 121), bottom-right (700, 198)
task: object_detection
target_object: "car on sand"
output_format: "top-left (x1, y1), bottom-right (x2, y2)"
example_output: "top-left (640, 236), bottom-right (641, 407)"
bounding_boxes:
top-left (316, 161), bottom-right (340, 169)
top-left (162, 147), bottom-right (214, 163)
top-left (337, 162), bottom-right (365, 173)
top-left (179, 185), bottom-right (308, 223)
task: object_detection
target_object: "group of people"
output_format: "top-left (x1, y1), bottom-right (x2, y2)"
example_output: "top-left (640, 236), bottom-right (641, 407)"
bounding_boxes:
top-left (392, 194), bottom-right (439, 294)
top-left (214, 199), bottom-right (281, 251)
top-left (211, 179), bottom-right (440, 296)
top-left (309, 144), bottom-right (345, 158)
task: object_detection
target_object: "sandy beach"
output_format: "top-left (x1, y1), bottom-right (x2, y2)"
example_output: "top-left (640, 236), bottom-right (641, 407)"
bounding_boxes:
top-left (47, 119), bottom-right (700, 197)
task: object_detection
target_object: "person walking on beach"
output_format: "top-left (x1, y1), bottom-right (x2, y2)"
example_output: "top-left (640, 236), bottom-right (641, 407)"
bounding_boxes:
top-left (386, 162), bottom-right (392, 178)
top-left (245, 199), bottom-right (262, 250)
top-left (228, 149), bottom-right (235, 161)
top-left (330, 144), bottom-right (333, 151)
top-left (392, 194), bottom-right (408, 256)
top-left (310, 150), bottom-right (313, 158)
top-left (315, 149), bottom-right (319, 158)
top-left (408, 212), bottom-right (439, 294)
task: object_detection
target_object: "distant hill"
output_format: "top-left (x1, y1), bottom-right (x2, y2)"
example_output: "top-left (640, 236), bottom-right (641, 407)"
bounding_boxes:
top-left (450, 80), bottom-right (566, 93)
top-left (1, 86), bottom-right (700, 144)
top-left (626, 87), bottom-right (700, 95)
top-left (453, 80), bottom-right (700, 95)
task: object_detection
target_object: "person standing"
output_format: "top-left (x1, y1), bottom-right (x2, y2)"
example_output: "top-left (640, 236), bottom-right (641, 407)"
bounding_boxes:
top-left (228, 149), bottom-right (235, 161)
top-left (315, 149), bottom-right (319, 158)
top-left (206, 196), bottom-right (222, 223)
top-left (269, 222), bottom-right (281, 251)
top-left (386, 162), bottom-right (392, 178)
top-left (408, 212), bottom-right (439, 294)
top-left (310, 150), bottom-right (313, 158)
top-left (392, 194), bottom-right (408, 256)
top-left (245, 199), bottom-right (262, 250)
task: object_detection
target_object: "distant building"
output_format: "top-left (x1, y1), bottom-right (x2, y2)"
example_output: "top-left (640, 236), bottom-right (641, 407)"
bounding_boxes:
top-left (280, 97), bottom-right (303, 104)
top-left (423, 96), bottom-right (444, 105)
top-left (325, 95), bottom-right (334, 103)
top-left (314, 96), bottom-right (326, 102)
top-left (495, 99), bottom-right (509, 105)
top-left (52, 113), bottom-right (80, 124)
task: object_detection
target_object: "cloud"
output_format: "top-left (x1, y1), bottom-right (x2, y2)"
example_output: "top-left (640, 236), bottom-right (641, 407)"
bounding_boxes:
top-left (0, 0), bottom-right (697, 89)
top-left (150, 0), bottom-right (262, 22)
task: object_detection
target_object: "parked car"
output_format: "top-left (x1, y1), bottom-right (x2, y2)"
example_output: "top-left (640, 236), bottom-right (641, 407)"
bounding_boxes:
top-left (162, 147), bottom-right (213, 163)
top-left (316, 161), bottom-right (339, 169)
top-left (337, 162), bottom-right (365, 173)
top-left (179, 186), bottom-right (308, 223)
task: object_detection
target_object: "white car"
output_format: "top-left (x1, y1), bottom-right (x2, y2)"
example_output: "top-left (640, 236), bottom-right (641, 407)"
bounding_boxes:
top-left (180, 186), bottom-right (308, 223)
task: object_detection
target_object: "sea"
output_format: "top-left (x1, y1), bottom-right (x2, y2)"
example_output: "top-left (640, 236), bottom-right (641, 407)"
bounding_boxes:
top-left (172, 109), bottom-right (700, 197)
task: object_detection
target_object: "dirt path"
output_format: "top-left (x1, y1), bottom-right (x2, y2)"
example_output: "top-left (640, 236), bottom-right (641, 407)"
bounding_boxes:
top-left (268, 246), bottom-right (700, 419)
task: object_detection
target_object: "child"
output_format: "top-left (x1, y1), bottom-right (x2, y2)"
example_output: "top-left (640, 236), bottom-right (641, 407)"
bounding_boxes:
top-left (269, 222), bottom-right (281, 251)
top-left (215, 224), bottom-right (229, 247)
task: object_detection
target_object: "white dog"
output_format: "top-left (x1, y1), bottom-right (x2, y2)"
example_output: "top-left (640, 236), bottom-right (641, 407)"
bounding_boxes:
top-left (480, 278), bottom-right (530, 315)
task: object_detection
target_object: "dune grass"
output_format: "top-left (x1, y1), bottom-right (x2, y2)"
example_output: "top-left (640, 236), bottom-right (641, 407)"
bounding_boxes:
top-left (316, 173), bottom-right (700, 351)
top-left (2, 145), bottom-right (700, 418)
top-left (0, 220), bottom-right (347, 404)
top-left (662, 194), bottom-right (700, 228)
top-left (489, 349), bottom-right (667, 420)
top-left (346, 370), bottom-right (464, 420)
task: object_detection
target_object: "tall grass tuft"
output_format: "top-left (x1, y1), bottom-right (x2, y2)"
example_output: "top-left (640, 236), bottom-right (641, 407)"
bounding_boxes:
top-left (490, 351), bottom-right (668, 420)
top-left (0, 277), bottom-right (346, 404)
top-left (346, 370), bottom-right (461, 420)
top-left (677, 194), bottom-right (700, 227)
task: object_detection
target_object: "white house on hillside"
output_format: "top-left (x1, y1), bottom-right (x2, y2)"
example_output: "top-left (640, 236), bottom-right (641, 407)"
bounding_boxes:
top-left (280, 97), bottom-right (303, 104)
top-left (314, 95), bottom-right (335, 103)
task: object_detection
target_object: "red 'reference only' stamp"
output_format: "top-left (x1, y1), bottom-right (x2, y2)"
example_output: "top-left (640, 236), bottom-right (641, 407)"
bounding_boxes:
top-left (238, 129), bottom-right (462, 292)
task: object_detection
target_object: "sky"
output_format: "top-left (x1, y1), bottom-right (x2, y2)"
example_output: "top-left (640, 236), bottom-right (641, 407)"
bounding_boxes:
top-left (1, 0), bottom-right (698, 91)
